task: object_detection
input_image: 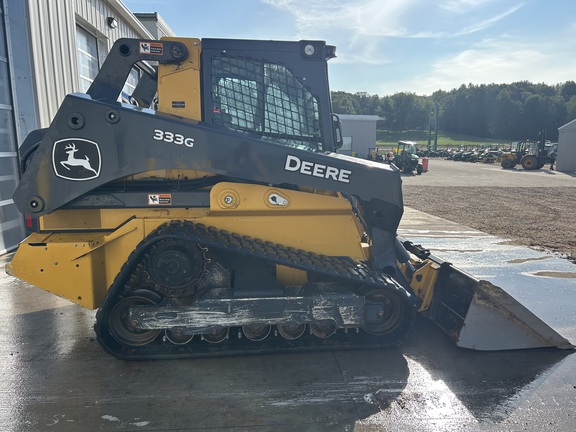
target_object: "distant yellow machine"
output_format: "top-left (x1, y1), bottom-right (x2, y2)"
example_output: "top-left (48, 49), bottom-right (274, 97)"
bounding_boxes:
top-left (501, 137), bottom-right (550, 170)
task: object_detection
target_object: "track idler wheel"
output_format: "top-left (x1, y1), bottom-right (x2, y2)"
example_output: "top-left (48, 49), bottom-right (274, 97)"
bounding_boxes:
top-left (362, 289), bottom-right (406, 336)
top-left (108, 289), bottom-right (162, 347)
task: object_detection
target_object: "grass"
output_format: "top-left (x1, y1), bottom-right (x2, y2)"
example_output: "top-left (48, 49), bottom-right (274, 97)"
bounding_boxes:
top-left (376, 130), bottom-right (510, 149)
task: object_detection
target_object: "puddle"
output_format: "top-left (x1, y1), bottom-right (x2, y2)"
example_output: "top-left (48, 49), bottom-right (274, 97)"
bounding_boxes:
top-left (507, 256), bottom-right (553, 264)
top-left (432, 248), bottom-right (484, 253)
top-left (532, 271), bottom-right (576, 279)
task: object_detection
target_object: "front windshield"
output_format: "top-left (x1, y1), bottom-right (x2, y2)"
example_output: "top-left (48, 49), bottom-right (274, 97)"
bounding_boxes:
top-left (211, 55), bottom-right (324, 152)
top-left (398, 142), bottom-right (417, 154)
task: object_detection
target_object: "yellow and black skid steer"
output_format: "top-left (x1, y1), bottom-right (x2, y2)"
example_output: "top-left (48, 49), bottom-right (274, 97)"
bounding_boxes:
top-left (6, 37), bottom-right (573, 359)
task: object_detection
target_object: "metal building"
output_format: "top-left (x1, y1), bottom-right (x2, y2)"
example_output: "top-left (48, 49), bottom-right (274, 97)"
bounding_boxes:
top-left (337, 114), bottom-right (379, 158)
top-left (557, 119), bottom-right (576, 172)
top-left (134, 12), bottom-right (175, 39)
top-left (0, 0), bottom-right (171, 254)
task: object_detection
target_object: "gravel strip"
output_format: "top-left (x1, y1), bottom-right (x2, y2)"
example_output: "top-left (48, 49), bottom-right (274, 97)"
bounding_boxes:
top-left (400, 160), bottom-right (575, 263)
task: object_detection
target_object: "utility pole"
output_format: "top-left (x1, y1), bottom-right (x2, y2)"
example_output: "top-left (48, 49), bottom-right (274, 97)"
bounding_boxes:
top-left (433, 102), bottom-right (439, 151)
top-left (427, 117), bottom-right (432, 150)
top-left (428, 103), bottom-right (439, 152)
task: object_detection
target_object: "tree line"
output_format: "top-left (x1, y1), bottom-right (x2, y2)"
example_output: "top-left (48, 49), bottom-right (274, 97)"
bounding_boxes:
top-left (331, 81), bottom-right (576, 142)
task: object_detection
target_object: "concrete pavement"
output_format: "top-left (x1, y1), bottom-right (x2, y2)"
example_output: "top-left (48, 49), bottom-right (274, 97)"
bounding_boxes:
top-left (1, 208), bottom-right (575, 431)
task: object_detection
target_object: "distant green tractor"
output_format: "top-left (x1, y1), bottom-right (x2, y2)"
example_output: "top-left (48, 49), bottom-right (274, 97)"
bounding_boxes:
top-left (392, 141), bottom-right (423, 174)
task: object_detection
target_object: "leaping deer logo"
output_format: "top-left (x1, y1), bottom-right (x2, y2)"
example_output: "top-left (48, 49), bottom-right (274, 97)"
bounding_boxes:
top-left (52, 138), bottom-right (101, 181)
top-left (61, 143), bottom-right (98, 175)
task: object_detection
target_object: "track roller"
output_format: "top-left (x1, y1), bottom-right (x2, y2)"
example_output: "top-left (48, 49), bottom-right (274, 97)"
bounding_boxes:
top-left (242, 324), bottom-right (272, 341)
top-left (277, 322), bottom-right (306, 340)
top-left (165, 328), bottom-right (194, 345)
top-left (202, 327), bottom-right (229, 343)
top-left (310, 320), bottom-right (338, 339)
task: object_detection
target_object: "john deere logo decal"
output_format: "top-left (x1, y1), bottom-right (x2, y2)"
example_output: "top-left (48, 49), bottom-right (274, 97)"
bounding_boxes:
top-left (52, 138), bottom-right (101, 181)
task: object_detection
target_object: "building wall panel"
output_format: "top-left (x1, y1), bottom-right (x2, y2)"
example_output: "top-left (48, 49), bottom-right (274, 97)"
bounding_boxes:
top-left (74, 0), bottom-right (152, 49)
top-left (27, 0), bottom-right (151, 127)
top-left (557, 127), bottom-right (576, 172)
top-left (0, 0), bottom-right (153, 254)
top-left (339, 115), bottom-right (379, 157)
top-left (27, 0), bottom-right (76, 127)
top-left (1, 1), bottom-right (27, 253)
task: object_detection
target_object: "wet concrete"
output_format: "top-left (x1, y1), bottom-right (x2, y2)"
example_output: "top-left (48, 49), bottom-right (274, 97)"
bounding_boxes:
top-left (2, 210), bottom-right (576, 431)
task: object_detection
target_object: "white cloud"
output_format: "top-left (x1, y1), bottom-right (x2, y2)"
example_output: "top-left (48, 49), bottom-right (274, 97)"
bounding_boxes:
top-left (261, 0), bottom-right (424, 66)
top-left (260, 0), bottom-right (525, 65)
top-left (440, 0), bottom-right (498, 13)
top-left (453, 4), bottom-right (524, 35)
top-left (405, 37), bottom-right (576, 94)
top-left (121, 0), bottom-right (576, 97)
top-left (261, 0), bottom-right (419, 38)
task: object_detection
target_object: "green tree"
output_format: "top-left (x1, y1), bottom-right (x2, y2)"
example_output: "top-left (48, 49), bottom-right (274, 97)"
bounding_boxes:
top-left (355, 92), bottom-right (380, 115)
top-left (493, 88), bottom-right (523, 139)
top-left (376, 97), bottom-right (394, 128)
top-left (387, 92), bottom-right (428, 131)
top-left (560, 81), bottom-right (576, 101)
top-left (566, 95), bottom-right (576, 122)
top-left (331, 91), bottom-right (358, 114)
top-left (330, 80), bottom-right (571, 141)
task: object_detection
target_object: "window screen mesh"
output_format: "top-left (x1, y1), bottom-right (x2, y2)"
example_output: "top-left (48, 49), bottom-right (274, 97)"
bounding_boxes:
top-left (211, 54), bottom-right (324, 151)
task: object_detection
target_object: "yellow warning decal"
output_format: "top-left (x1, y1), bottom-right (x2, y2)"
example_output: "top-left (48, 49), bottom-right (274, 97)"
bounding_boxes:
top-left (139, 41), bottom-right (163, 55)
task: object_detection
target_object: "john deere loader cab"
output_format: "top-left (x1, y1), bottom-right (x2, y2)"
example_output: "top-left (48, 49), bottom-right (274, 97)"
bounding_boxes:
top-left (7, 37), bottom-right (572, 359)
top-left (393, 141), bottom-right (423, 174)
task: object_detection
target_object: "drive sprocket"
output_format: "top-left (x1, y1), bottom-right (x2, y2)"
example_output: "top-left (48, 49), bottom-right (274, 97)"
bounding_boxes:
top-left (145, 238), bottom-right (208, 297)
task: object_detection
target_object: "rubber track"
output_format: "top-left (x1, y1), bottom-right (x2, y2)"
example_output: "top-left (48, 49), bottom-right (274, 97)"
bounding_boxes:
top-left (95, 221), bottom-right (417, 360)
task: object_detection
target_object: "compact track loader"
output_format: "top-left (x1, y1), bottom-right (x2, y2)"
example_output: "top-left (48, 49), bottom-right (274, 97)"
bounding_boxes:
top-left (7, 38), bottom-right (572, 359)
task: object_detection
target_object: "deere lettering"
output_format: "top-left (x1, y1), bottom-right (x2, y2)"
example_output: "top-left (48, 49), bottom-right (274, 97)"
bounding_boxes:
top-left (284, 155), bottom-right (351, 183)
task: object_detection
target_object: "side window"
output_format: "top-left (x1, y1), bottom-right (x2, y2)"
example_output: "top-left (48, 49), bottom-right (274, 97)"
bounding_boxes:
top-left (211, 55), bottom-right (323, 151)
top-left (121, 67), bottom-right (141, 103)
top-left (76, 26), bottom-right (99, 92)
top-left (341, 136), bottom-right (352, 152)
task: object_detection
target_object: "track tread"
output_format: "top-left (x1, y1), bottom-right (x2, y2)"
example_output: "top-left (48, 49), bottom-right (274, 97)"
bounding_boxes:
top-left (95, 221), bottom-right (417, 360)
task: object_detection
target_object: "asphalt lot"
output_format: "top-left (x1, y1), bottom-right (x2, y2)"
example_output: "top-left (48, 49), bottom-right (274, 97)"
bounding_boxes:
top-left (2, 198), bottom-right (576, 431)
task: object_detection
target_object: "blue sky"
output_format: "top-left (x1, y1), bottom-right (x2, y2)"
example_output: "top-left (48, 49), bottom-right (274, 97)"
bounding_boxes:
top-left (122, 0), bottom-right (576, 96)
